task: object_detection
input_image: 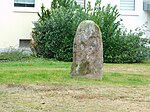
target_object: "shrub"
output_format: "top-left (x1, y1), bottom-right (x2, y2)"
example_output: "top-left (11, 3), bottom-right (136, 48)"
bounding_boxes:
top-left (32, 0), bottom-right (121, 62)
top-left (32, 0), bottom-right (88, 61)
top-left (32, 0), bottom-right (150, 63)
top-left (86, 1), bottom-right (123, 62)
top-left (116, 29), bottom-right (150, 63)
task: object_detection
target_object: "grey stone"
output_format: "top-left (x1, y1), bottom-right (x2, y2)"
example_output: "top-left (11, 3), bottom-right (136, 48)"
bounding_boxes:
top-left (71, 20), bottom-right (103, 80)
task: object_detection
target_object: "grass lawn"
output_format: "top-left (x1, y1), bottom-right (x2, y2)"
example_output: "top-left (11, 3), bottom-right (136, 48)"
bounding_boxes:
top-left (0, 58), bottom-right (150, 112)
top-left (0, 58), bottom-right (149, 85)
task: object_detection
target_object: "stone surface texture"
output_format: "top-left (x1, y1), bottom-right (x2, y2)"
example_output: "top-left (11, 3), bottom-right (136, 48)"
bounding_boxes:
top-left (71, 20), bottom-right (103, 80)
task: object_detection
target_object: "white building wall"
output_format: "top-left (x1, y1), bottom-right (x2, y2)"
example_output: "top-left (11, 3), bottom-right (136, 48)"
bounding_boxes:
top-left (0, 0), bottom-right (149, 49)
top-left (0, 0), bottom-right (52, 49)
top-left (146, 11), bottom-right (150, 38)
top-left (120, 0), bottom-right (148, 32)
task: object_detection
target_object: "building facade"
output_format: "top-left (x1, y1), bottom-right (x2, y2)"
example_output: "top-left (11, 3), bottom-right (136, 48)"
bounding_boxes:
top-left (0, 0), bottom-right (149, 50)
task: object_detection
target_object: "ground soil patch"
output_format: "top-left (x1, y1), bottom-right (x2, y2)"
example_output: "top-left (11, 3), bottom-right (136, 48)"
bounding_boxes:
top-left (0, 84), bottom-right (150, 112)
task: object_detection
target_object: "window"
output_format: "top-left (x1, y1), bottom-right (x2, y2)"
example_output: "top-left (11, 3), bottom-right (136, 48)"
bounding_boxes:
top-left (143, 0), bottom-right (150, 11)
top-left (75, 0), bottom-right (86, 8)
top-left (14, 0), bottom-right (35, 7)
top-left (120, 0), bottom-right (139, 15)
top-left (19, 39), bottom-right (31, 48)
top-left (13, 0), bottom-right (40, 12)
top-left (120, 0), bottom-right (135, 11)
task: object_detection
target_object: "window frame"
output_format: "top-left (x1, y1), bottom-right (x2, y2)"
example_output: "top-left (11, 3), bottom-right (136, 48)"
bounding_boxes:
top-left (13, 0), bottom-right (40, 13)
top-left (120, 0), bottom-right (139, 16)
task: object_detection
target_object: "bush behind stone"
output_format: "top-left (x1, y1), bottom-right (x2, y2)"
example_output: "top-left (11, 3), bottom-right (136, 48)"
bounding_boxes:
top-left (32, 0), bottom-right (150, 63)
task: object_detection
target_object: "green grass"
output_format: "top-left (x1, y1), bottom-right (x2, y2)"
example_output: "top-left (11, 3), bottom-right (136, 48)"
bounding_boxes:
top-left (0, 58), bottom-right (149, 86)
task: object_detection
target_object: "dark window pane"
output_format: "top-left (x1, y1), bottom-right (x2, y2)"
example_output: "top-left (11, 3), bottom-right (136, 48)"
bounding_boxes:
top-left (14, 0), bottom-right (35, 7)
top-left (19, 39), bottom-right (31, 48)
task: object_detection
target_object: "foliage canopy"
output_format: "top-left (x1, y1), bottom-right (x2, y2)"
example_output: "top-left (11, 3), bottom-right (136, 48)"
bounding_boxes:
top-left (32, 0), bottom-right (150, 63)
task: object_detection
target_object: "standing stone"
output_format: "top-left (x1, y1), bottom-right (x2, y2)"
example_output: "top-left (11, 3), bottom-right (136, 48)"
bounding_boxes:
top-left (71, 20), bottom-right (103, 80)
